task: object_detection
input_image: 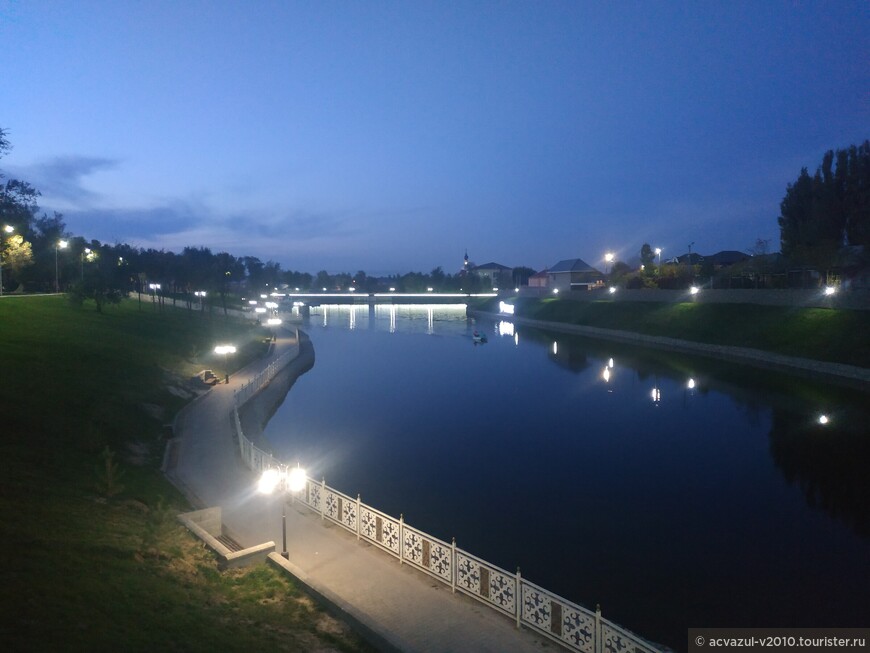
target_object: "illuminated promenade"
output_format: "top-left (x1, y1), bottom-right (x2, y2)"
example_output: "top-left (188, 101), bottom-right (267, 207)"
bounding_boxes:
top-left (166, 328), bottom-right (554, 653)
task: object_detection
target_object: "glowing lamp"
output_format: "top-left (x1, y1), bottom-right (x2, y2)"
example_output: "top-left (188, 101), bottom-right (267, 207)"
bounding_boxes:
top-left (258, 468), bottom-right (281, 495)
top-left (287, 466), bottom-right (307, 492)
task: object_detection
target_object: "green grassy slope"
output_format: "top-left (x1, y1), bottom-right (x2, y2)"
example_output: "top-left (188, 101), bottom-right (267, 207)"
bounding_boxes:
top-left (0, 296), bottom-right (373, 652)
top-left (477, 298), bottom-right (870, 368)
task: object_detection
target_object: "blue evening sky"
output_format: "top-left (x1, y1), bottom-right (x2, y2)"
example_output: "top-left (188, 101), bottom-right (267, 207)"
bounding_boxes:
top-left (1, 1), bottom-right (867, 275)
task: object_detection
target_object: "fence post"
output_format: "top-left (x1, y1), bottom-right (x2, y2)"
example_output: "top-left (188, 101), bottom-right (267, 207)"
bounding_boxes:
top-left (320, 478), bottom-right (326, 521)
top-left (399, 514), bottom-right (404, 565)
top-left (516, 566), bottom-right (522, 629)
top-left (356, 494), bottom-right (361, 541)
top-left (451, 537), bottom-right (456, 594)
top-left (595, 603), bottom-right (601, 653)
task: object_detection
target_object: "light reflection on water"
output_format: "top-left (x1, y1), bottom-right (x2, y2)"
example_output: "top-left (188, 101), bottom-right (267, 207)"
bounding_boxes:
top-left (267, 304), bottom-right (870, 650)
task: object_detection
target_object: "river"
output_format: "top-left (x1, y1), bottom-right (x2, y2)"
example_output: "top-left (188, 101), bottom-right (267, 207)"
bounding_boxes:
top-left (262, 303), bottom-right (870, 650)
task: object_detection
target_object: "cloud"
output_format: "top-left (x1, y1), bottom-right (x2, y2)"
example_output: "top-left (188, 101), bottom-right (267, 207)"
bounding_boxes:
top-left (61, 200), bottom-right (362, 266)
top-left (9, 155), bottom-right (120, 206)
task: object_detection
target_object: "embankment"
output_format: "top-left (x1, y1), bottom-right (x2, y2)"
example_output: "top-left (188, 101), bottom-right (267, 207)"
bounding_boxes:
top-left (238, 331), bottom-right (315, 452)
top-left (470, 309), bottom-right (870, 390)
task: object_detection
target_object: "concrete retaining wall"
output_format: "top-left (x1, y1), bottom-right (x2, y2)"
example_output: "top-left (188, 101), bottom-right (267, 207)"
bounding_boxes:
top-left (178, 507), bottom-right (276, 569)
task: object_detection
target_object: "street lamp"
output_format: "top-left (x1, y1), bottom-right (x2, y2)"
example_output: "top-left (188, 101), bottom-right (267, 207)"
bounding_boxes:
top-left (148, 282), bottom-right (161, 305)
top-left (55, 240), bottom-right (68, 292)
top-left (81, 247), bottom-right (95, 281)
top-left (604, 252), bottom-right (614, 275)
top-left (654, 248), bottom-right (662, 269)
top-left (258, 465), bottom-right (307, 559)
top-left (214, 344), bottom-right (236, 383)
top-left (0, 224), bottom-right (14, 297)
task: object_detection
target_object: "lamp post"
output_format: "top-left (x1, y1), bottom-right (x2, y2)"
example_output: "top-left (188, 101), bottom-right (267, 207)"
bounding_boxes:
top-left (654, 247), bottom-right (662, 270)
top-left (604, 252), bottom-right (614, 276)
top-left (81, 247), bottom-right (94, 281)
top-left (55, 240), bottom-right (68, 292)
top-left (148, 282), bottom-right (161, 309)
top-left (258, 465), bottom-right (307, 559)
top-left (0, 224), bottom-right (14, 297)
top-left (214, 344), bottom-right (236, 383)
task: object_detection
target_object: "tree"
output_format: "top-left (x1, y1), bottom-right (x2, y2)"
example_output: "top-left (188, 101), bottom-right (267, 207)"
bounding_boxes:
top-left (314, 270), bottom-right (332, 290)
top-left (2, 233), bottom-right (33, 273)
top-left (609, 261), bottom-right (631, 286)
top-left (511, 266), bottom-right (536, 287)
top-left (639, 243), bottom-right (656, 272)
top-left (0, 127), bottom-right (10, 160)
top-left (778, 141), bottom-right (870, 269)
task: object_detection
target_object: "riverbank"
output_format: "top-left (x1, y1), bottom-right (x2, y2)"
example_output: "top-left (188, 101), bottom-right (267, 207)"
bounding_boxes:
top-left (471, 310), bottom-right (870, 389)
top-left (469, 299), bottom-right (870, 389)
top-left (237, 332), bottom-right (315, 454)
top-left (0, 297), bottom-right (373, 652)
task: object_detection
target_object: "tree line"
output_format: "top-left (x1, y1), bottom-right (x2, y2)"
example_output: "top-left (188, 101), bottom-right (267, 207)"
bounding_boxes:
top-left (608, 140), bottom-right (869, 289)
top-left (4, 127), bottom-right (866, 301)
top-left (778, 140), bottom-right (869, 269)
top-left (1, 128), bottom-right (519, 310)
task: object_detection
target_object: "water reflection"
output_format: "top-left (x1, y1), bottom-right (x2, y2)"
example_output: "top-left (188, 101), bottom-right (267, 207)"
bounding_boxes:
top-left (268, 308), bottom-right (869, 648)
top-left (517, 322), bottom-right (870, 539)
top-left (308, 303), bottom-right (468, 335)
top-left (769, 406), bottom-right (870, 538)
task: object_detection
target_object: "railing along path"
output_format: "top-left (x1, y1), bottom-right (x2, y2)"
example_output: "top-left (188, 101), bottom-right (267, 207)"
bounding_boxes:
top-left (230, 337), bottom-right (661, 653)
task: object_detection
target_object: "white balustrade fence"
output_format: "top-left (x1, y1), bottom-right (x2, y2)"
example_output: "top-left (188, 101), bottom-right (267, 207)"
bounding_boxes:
top-left (232, 339), bottom-right (298, 407)
top-left (230, 338), bottom-right (661, 653)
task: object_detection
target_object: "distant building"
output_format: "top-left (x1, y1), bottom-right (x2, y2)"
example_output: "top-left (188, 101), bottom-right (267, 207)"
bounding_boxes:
top-left (706, 250), bottom-right (749, 269)
top-left (548, 258), bottom-right (604, 292)
top-left (670, 253), bottom-right (704, 265)
top-left (471, 262), bottom-right (512, 288)
top-left (528, 269), bottom-right (549, 289)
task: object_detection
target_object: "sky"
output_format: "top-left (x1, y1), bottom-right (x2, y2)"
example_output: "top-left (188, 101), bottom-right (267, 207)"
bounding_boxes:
top-left (1, 1), bottom-right (867, 276)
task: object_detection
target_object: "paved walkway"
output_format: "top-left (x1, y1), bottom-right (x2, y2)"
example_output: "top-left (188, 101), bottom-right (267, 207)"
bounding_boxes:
top-left (167, 328), bottom-right (558, 653)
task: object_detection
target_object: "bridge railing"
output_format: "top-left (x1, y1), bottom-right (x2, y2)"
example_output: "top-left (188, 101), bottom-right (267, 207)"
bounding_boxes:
top-left (230, 334), bottom-right (661, 653)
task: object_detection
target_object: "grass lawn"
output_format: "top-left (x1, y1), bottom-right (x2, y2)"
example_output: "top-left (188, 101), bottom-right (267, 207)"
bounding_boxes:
top-left (478, 297), bottom-right (870, 368)
top-left (0, 295), bottom-right (374, 652)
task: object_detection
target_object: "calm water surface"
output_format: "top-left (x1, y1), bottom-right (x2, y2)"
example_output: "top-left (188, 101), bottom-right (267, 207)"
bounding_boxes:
top-left (264, 304), bottom-right (870, 650)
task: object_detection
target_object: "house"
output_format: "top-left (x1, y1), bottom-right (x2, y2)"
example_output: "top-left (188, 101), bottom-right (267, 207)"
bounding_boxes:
top-left (706, 250), bottom-right (749, 269)
top-left (528, 269), bottom-right (549, 289)
top-left (669, 253), bottom-right (705, 265)
top-left (470, 262), bottom-right (513, 288)
top-left (548, 258), bottom-right (604, 292)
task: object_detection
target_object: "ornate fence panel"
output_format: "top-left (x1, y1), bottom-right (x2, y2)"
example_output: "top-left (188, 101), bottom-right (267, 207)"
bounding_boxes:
top-left (519, 578), bottom-right (599, 653)
top-left (454, 549), bottom-right (518, 620)
top-left (600, 620), bottom-right (660, 653)
top-left (400, 522), bottom-right (453, 585)
top-left (359, 505), bottom-right (401, 557)
top-left (321, 486), bottom-right (358, 534)
top-left (302, 478), bottom-right (322, 513)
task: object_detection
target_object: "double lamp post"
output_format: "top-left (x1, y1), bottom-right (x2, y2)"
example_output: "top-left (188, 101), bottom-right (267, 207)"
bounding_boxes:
top-left (258, 465), bottom-right (307, 559)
